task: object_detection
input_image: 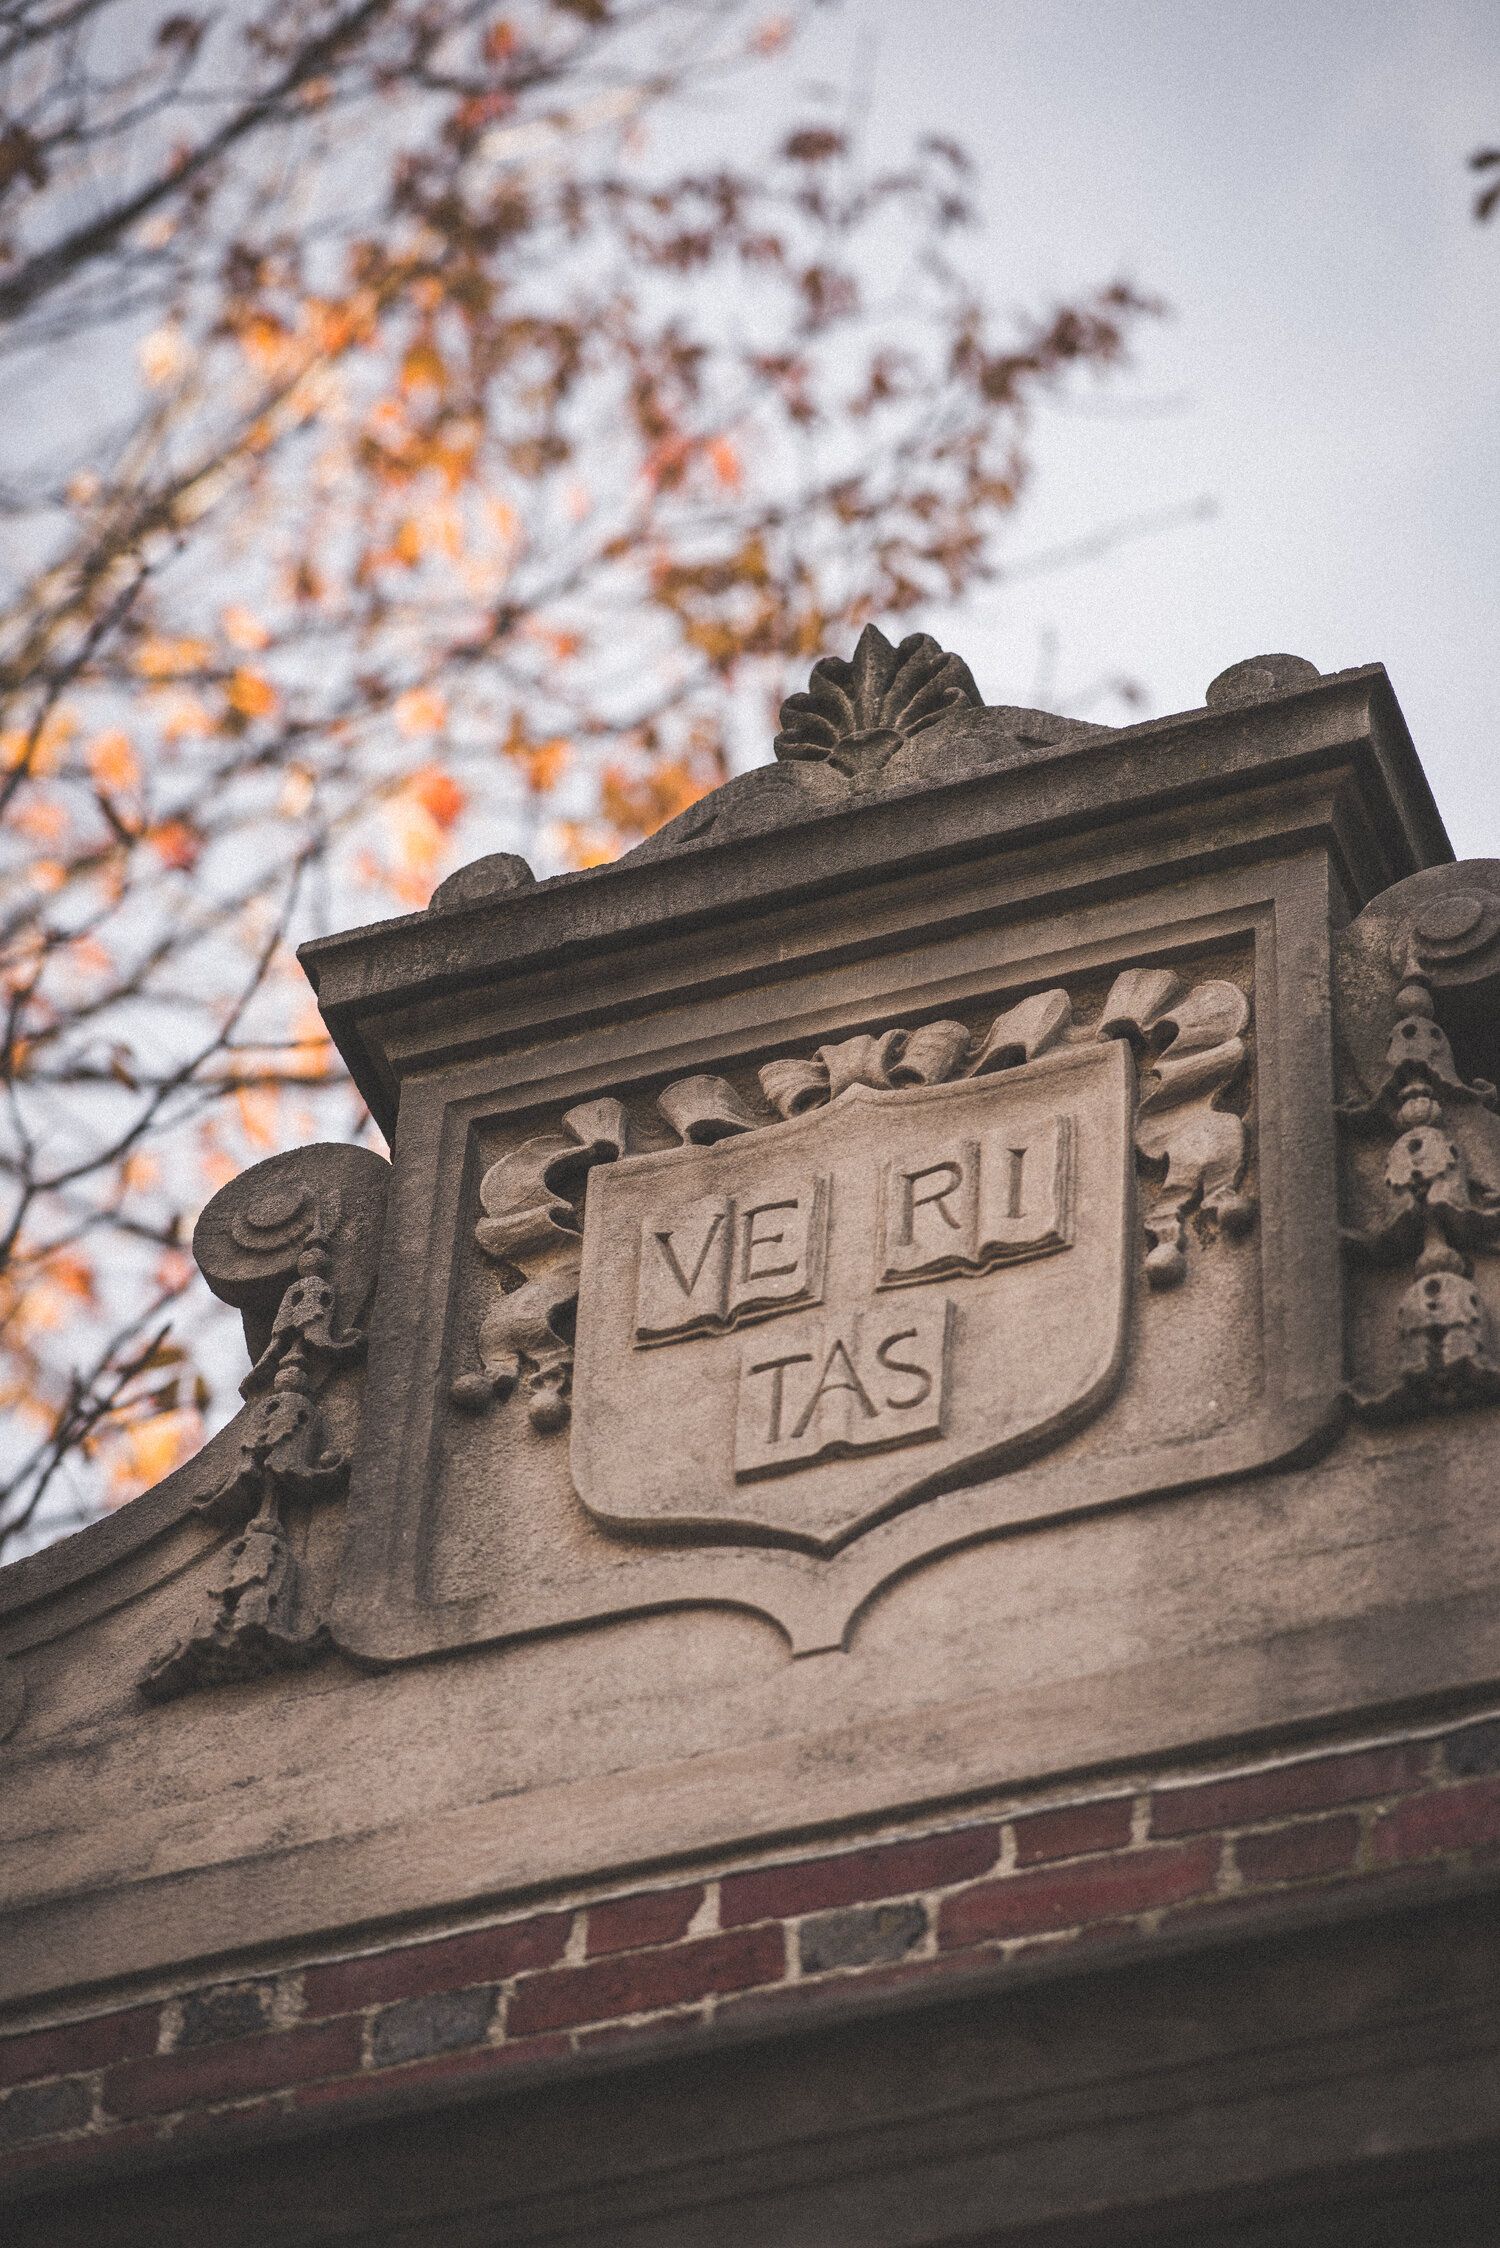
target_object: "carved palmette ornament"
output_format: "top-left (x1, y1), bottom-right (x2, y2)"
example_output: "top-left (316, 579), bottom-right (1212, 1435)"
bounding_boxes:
top-left (454, 967), bottom-right (1255, 1443)
top-left (772, 624), bottom-right (981, 780)
top-left (140, 1144), bottom-right (388, 1702)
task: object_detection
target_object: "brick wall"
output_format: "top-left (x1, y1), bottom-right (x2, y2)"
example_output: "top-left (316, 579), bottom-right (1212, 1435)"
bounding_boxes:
top-left (6, 1711), bottom-right (1500, 2189)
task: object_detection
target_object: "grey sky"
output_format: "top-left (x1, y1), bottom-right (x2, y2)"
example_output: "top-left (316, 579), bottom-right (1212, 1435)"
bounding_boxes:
top-left (786, 0), bottom-right (1499, 849)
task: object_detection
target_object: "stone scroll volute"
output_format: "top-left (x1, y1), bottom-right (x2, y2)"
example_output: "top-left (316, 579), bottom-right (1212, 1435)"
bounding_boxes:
top-left (139, 1143), bottom-right (389, 1701)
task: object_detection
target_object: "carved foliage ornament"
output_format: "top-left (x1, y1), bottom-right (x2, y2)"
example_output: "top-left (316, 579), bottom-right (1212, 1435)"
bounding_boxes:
top-left (452, 968), bottom-right (1255, 1437)
top-left (1342, 881), bottom-right (1500, 1418)
top-left (140, 1145), bottom-right (388, 1701)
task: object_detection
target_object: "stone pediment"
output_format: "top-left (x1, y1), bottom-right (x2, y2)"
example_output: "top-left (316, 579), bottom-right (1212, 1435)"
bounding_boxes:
top-left (621, 625), bottom-right (1114, 864)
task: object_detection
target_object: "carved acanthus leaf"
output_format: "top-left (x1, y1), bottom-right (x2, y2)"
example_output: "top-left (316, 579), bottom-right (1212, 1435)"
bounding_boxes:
top-left (1132, 981), bottom-right (1256, 1286)
top-left (451, 1099), bottom-right (635, 1427)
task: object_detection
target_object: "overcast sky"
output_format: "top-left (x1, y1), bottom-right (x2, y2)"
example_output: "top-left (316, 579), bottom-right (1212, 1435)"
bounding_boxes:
top-left (773, 0), bottom-right (1500, 853)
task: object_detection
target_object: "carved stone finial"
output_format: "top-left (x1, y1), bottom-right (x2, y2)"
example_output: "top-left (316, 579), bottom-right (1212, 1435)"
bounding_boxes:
top-left (1339, 873), bottom-right (1500, 1419)
top-left (773, 625), bottom-right (981, 780)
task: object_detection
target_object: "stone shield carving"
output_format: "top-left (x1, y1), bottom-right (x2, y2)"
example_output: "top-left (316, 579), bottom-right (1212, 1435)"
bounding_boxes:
top-left (570, 1040), bottom-right (1134, 1551)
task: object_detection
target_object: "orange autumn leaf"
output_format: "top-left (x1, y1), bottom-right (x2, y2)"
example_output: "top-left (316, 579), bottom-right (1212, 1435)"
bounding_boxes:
top-left (707, 435), bottom-right (743, 490)
top-left (11, 796), bottom-right (69, 842)
top-left (16, 1249), bottom-right (99, 1336)
top-left (400, 339), bottom-right (446, 393)
top-left (87, 731), bottom-right (140, 793)
top-left (234, 1085), bottom-right (281, 1148)
top-left (1, 707), bottom-right (74, 776)
top-left (156, 690), bottom-right (216, 743)
top-left (520, 738), bottom-right (570, 794)
top-left (226, 668), bottom-right (278, 719)
top-left (284, 1001), bottom-right (334, 1079)
top-left (601, 758), bottom-right (713, 839)
top-left (65, 934), bottom-right (114, 980)
top-left (147, 819), bottom-right (201, 870)
top-left (278, 765), bottom-right (315, 816)
top-left (135, 635), bottom-right (211, 680)
top-left (48, 1251), bottom-right (96, 1303)
top-left (107, 1409), bottom-right (201, 1502)
top-left (155, 1247), bottom-right (196, 1293)
top-left (221, 604), bottom-right (271, 652)
top-left (554, 820), bottom-right (618, 869)
top-left (408, 765), bottom-right (466, 828)
top-left (236, 312), bottom-right (293, 372)
top-left (751, 14), bottom-right (794, 55)
top-left (394, 687), bottom-right (447, 737)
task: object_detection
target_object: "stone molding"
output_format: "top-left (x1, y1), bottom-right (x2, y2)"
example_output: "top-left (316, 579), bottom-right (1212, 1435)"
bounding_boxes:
top-left (4, 1712), bottom-right (1500, 2210)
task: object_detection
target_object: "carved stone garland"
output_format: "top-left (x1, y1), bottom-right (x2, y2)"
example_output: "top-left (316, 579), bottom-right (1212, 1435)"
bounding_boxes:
top-left (450, 968), bottom-right (1255, 1434)
top-left (1342, 962), bottom-right (1500, 1417)
top-left (141, 1147), bottom-right (387, 1701)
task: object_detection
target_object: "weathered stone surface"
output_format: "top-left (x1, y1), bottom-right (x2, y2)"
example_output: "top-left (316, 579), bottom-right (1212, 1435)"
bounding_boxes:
top-left (176, 1981), bottom-right (273, 2048)
top-left (797, 1900), bottom-right (927, 1974)
top-left (1, 637), bottom-right (1490, 2097)
top-left (427, 850), bottom-right (535, 912)
top-left (369, 1986), bottom-right (495, 2067)
top-left (0, 2075), bottom-right (90, 2151)
top-left (1204, 652), bottom-right (1322, 707)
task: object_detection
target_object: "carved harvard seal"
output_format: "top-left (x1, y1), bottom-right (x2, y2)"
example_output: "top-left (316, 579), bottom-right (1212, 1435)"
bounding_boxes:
top-left (570, 1040), bottom-right (1135, 1550)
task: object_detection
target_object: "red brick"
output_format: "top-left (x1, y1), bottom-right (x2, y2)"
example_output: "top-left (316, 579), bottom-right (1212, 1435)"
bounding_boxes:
top-left (507, 1924), bottom-right (785, 2037)
top-left (168, 2094), bottom-right (287, 2144)
top-left (290, 2033), bottom-right (571, 2112)
top-left (575, 2005), bottom-right (710, 2050)
top-left (1007, 1918), bottom-right (1140, 1961)
top-left (1012, 1797), bottom-right (1135, 1868)
top-left (1372, 1776), bottom-right (1500, 1865)
top-left (720, 1826), bottom-right (998, 1928)
top-left (585, 1885), bottom-right (705, 1958)
top-left (0, 2003), bottom-right (159, 2089)
top-left (938, 1840), bottom-right (1221, 1948)
top-left (1150, 1743), bottom-right (1428, 1838)
top-left (301, 1911), bottom-right (571, 2017)
top-left (1234, 1814), bottom-right (1360, 1887)
top-left (716, 1949), bottom-right (988, 2031)
top-left (0, 2117), bottom-right (163, 2191)
top-left (1162, 1875), bottom-right (1367, 1938)
top-left (102, 2016), bottom-right (363, 2120)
